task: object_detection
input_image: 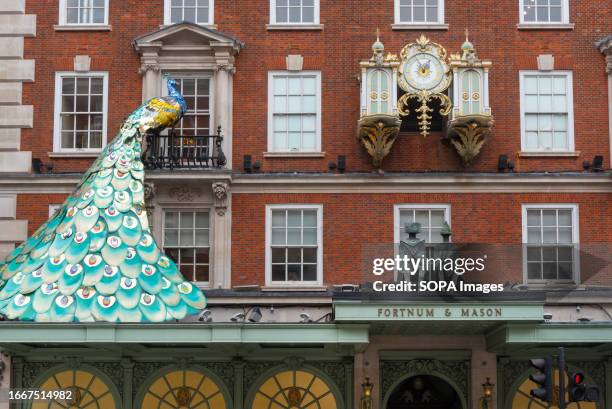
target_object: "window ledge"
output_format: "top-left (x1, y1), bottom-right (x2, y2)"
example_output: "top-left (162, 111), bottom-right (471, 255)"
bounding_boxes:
top-left (392, 23), bottom-right (449, 30)
top-left (48, 151), bottom-right (102, 158)
top-left (518, 151), bottom-right (580, 157)
top-left (159, 24), bottom-right (217, 30)
top-left (54, 24), bottom-right (112, 31)
top-left (517, 23), bottom-right (574, 30)
top-left (261, 286), bottom-right (328, 292)
top-left (266, 24), bottom-right (324, 31)
top-left (264, 151), bottom-right (326, 158)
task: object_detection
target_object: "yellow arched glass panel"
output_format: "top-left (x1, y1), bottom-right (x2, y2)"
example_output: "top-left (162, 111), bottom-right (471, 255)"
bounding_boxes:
top-left (140, 370), bottom-right (227, 409)
top-left (460, 70), bottom-right (481, 115)
top-left (252, 370), bottom-right (337, 409)
top-left (32, 369), bottom-right (117, 409)
top-left (512, 370), bottom-right (598, 409)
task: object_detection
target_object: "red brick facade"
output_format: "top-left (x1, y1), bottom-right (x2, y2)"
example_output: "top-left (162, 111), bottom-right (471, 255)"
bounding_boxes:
top-left (11, 0), bottom-right (612, 288)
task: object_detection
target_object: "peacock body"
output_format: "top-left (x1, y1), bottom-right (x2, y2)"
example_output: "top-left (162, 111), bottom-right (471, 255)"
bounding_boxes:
top-left (0, 77), bottom-right (207, 323)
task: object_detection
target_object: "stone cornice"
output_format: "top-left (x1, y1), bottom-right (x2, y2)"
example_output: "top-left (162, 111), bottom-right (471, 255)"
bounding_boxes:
top-left (1, 172), bottom-right (611, 194)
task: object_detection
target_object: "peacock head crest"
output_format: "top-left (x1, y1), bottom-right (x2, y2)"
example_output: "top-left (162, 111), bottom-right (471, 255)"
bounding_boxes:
top-left (164, 75), bottom-right (179, 93)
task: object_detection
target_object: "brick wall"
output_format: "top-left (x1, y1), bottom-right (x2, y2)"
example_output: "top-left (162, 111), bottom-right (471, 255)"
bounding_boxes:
top-left (231, 192), bottom-right (612, 286)
top-left (22, 0), bottom-right (611, 173)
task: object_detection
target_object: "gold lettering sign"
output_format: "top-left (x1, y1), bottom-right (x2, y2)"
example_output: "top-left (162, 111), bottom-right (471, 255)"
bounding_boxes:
top-left (376, 307), bottom-right (503, 319)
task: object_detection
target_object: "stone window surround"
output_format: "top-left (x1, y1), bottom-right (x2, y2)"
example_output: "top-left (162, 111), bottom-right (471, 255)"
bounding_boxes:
top-left (134, 24), bottom-right (243, 169)
top-left (596, 36), bottom-right (612, 168)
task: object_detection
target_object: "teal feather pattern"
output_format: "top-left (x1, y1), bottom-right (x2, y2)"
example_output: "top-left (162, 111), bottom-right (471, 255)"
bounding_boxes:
top-left (0, 77), bottom-right (206, 323)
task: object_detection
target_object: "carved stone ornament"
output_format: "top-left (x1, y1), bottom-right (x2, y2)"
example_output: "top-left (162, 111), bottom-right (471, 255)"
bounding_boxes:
top-left (446, 115), bottom-right (494, 165)
top-left (212, 182), bottom-right (230, 215)
top-left (169, 186), bottom-right (195, 202)
top-left (357, 114), bottom-right (402, 169)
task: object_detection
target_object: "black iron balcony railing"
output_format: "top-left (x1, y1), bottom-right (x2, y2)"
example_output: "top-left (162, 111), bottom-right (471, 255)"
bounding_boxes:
top-left (144, 126), bottom-right (226, 170)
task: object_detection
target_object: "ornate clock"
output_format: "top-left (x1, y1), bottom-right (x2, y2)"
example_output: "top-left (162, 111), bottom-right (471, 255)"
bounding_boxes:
top-left (398, 35), bottom-right (452, 137)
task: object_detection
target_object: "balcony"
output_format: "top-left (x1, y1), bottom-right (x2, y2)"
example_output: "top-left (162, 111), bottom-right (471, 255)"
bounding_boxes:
top-left (144, 127), bottom-right (226, 170)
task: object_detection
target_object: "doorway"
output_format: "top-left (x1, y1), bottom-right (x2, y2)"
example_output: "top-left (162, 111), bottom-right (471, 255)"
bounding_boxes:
top-left (385, 374), bottom-right (463, 409)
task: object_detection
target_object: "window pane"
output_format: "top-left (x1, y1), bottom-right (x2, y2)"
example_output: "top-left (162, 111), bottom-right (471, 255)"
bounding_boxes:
top-left (543, 262), bottom-right (556, 279)
top-left (538, 77), bottom-right (552, 94)
top-left (525, 95), bottom-right (539, 112)
top-left (274, 77), bottom-right (287, 94)
top-left (93, 8), bottom-right (104, 23)
top-left (90, 132), bottom-right (102, 148)
top-left (61, 115), bottom-right (74, 131)
top-left (558, 246), bottom-right (572, 261)
top-left (558, 262), bottom-right (572, 279)
top-left (525, 114), bottom-right (538, 131)
top-left (303, 247), bottom-right (317, 263)
top-left (287, 210), bottom-right (301, 227)
top-left (272, 228), bottom-right (286, 245)
top-left (528, 227), bottom-right (541, 243)
top-left (287, 228), bottom-right (301, 245)
top-left (195, 229), bottom-right (209, 246)
top-left (542, 227), bottom-right (556, 244)
top-left (302, 115), bottom-right (315, 132)
top-left (528, 262), bottom-right (542, 280)
top-left (527, 246), bottom-right (541, 262)
top-left (195, 264), bottom-right (209, 282)
top-left (527, 210), bottom-right (541, 226)
top-left (302, 6), bottom-right (314, 22)
top-left (558, 227), bottom-right (572, 243)
top-left (413, 6), bottom-right (425, 21)
top-left (553, 77), bottom-right (566, 94)
top-left (524, 76), bottom-right (538, 93)
top-left (400, 6), bottom-right (412, 22)
top-left (303, 211), bottom-right (317, 227)
top-left (557, 210), bottom-right (572, 226)
top-left (542, 247), bottom-right (556, 261)
top-left (303, 228), bottom-right (317, 245)
top-left (171, 7), bottom-right (182, 23)
top-left (542, 210), bottom-right (556, 226)
top-left (276, 6), bottom-right (288, 22)
top-left (287, 264), bottom-right (301, 281)
top-left (180, 229), bottom-right (194, 246)
top-left (289, 6), bottom-right (300, 22)
top-left (62, 78), bottom-right (75, 94)
top-left (76, 96), bottom-right (89, 112)
top-left (272, 248), bottom-right (285, 263)
top-left (61, 132), bottom-right (74, 149)
top-left (302, 77), bottom-right (316, 94)
top-left (272, 264), bottom-right (286, 281)
top-left (165, 212), bottom-right (179, 228)
top-left (287, 248), bottom-right (301, 263)
top-left (303, 264), bottom-right (317, 281)
top-left (180, 212), bottom-right (194, 228)
top-left (195, 213), bottom-right (209, 228)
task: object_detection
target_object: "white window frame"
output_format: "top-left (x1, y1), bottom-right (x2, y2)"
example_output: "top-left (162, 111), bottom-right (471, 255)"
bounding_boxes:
top-left (53, 71), bottom-right (109, 154)
top-left (265, 204), bottom-right (323, 287)
top-left (519, 70), bottom-right (575, 153)
top-left (518, 0), bottom-right (570, 25)
top-left (161, 207), bottom-right (213, 287)
top-left (267, 71), bottom-right (322, 153)
top-left (394, 204), bottom-right (451, 245)
top-left (163, 0), bottom-right (215, 26)
top-left (521, 204), bottom-right (580, 285)
top-left (394, 0), bottom-right (445, 25)
top-left (58, 0), bottom-right (110, 26)
top-left (269, 0), bottom-right (320, 25)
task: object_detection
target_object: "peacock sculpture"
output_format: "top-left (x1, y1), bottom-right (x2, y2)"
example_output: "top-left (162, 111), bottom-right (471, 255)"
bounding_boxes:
top-left (0, 76), bottom-right (207, 323)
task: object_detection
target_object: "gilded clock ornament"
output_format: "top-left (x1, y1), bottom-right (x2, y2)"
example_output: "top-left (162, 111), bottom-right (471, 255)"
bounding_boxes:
top-left (398, 35), bottom-right (452, 137)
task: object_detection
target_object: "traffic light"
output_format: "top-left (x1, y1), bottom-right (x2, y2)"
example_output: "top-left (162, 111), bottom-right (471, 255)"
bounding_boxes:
top-left (567, 369), bottom-right (601, 403)
top-left (529, 357), bottom-right (553, 403)
top-left (567, 370), bottom-right (586, 401)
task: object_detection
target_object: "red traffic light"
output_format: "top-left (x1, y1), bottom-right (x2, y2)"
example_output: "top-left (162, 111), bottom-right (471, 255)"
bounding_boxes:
top-left (572, 373), bottom-right (585, 385)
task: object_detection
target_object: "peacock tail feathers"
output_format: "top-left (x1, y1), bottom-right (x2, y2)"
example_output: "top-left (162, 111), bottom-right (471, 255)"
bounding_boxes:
top-left (0, 78), bottom-right (206, 323)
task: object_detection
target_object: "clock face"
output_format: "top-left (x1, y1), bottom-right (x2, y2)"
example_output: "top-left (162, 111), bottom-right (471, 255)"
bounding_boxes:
top-left (402, 53), bottom-right (445, 91)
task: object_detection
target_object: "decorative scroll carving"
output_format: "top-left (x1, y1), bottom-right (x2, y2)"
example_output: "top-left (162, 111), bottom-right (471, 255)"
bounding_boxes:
top-left (446, 116), bottom-right (494, 165)
top-left (169, 186), bottom-right (194, 202)
top-left (357, 114), bottom-right (402, 169)
top-left (212, 182), bottom-right (230, 216)
top-left (398, 91), bottom-right (452, 138)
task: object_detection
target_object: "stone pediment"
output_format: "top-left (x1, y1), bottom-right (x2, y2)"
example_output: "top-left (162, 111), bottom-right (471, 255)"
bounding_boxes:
top-left (134, 22), bottom-right (244, 52)
top-left (133, 22), bottom-right (243, 73)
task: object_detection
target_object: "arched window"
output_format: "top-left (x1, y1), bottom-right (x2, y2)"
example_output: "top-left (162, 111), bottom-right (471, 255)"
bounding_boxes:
top-left (461, 70), bottom-right (481, 115)
top-left (140, 369), bottom-right (227, 409)
top-left (251, 369), bottom-right (338, 409)
top-left (511, 369), bottom-right (598, 409)
top-left (368, 69), bottom-right (391, 115)
top-left (32, 369), bottom-right (118, 409)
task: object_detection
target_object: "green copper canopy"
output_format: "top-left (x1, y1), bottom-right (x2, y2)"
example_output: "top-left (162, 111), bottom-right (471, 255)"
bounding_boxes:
top-left (0, 80), bottom-right (206, 323)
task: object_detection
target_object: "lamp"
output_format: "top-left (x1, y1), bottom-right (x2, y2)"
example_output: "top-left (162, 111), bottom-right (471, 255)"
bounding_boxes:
top-left (361, 377), bottom-right (373, 409)
top-left (479, 378), bottom-right (494, 409)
